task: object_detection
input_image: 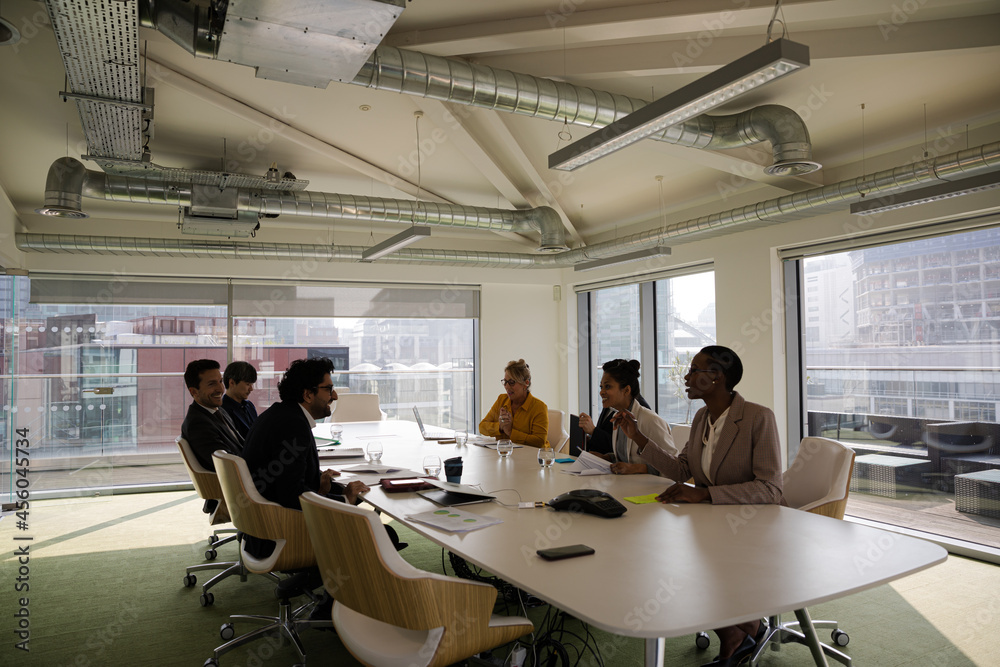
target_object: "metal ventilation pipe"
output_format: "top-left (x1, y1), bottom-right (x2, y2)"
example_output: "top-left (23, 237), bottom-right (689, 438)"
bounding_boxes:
top-left (352, 46), bottom-right (820, 176)
top-left (33, 157), bottom-right (569, 252)
top-left (23, 142), bottom-right (1000, 266)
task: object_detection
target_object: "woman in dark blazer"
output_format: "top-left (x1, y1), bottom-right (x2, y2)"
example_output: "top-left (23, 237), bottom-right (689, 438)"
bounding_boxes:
top-left (614, 345), bottom-right (783, 666)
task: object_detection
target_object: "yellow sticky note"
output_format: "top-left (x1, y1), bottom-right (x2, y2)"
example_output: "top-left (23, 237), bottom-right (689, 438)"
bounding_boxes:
top-left (624, 493), bottom-right (660, 504)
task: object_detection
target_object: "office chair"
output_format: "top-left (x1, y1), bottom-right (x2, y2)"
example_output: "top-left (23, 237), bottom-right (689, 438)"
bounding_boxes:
top-left (206, 452), bottom-right (332, 666)
top-left (548, 409), bottom-right (569, 453)
top-left (331, 393), bottom-right (384, 422)
top-left (755, 437), bottom-right (856, 666)
top-left (694, 437), bottom-right (856, 665)
top-left (177, 437), bottom-right (242, 607)
top-left (300, 491), bottom-right (534, 667)
top-left (669, 423), bottom-right (692, 449)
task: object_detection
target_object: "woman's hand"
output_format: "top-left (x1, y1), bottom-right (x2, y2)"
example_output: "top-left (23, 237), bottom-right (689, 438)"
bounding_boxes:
top-left (610, 462), bottom-right (646, 475)
top-left (578, 412), bottom-right (596, 435)
top-left (656, 482), bottom-right (710, 504)
top-left (499, 406), bottom-right (513, 436)
top-left (612, 409), bottom-right (640, 441)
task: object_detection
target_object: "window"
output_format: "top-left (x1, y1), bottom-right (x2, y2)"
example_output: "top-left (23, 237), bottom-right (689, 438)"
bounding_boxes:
top-left (1, 277), bottom-right (480, 500)
top-left (792, 225), bottom-right (1000, 552)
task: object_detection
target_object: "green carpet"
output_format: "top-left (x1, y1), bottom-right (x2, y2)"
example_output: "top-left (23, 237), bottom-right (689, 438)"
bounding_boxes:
top-left (1, 491), bottom-right (997, 666)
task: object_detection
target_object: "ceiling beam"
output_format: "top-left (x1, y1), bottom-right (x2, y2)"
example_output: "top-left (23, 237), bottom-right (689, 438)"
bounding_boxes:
top-left (476, 15), bottom-right (1000, 81)
top-left (387, 0), bottom-right (993, 57)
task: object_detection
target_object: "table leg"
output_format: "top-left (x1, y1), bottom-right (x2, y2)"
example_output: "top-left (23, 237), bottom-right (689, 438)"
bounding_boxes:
top-left (643, 637), bottom-right (664, 667)
top-left (794, 608), bottom-right (831, 667)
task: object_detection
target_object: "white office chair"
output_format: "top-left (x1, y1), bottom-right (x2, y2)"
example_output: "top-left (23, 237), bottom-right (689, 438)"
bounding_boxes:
top-left (548, 409), bottom-right (569, 452)
top-left (751, 437), bottom-right (856, 666)
top-left (332, 393), bottom-right (384, 422)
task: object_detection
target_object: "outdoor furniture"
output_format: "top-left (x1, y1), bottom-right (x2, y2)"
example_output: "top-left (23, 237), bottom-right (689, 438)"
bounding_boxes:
top-left (851, 454), bottom-right (933, 498)
top-left (955, 470), bottom-right (1000, 519)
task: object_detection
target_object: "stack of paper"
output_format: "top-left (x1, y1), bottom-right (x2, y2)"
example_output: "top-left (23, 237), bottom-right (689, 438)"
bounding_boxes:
top-left (407, 508), bottom-right (502, 533)
top-left (562, 451), bottom-right (612, 476)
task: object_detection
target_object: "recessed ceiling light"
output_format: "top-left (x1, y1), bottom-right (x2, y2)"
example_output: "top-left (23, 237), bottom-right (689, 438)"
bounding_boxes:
top-left (359, 104), bottom-right (372, 112)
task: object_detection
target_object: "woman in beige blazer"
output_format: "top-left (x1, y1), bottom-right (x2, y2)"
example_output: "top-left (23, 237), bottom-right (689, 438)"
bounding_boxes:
top-left (614, 345), bottom-right (783, 667)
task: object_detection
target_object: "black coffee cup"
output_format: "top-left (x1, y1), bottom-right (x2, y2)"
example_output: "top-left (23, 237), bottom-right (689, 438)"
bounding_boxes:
top-left (444, 457), bottom-right (463, 483)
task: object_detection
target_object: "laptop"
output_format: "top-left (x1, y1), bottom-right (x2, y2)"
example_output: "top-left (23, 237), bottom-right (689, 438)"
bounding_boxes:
top-left (412, 406), bottom-right (455, 441)
top-left (569, 413), bottom-right (584, 456)
top-left (418, 479), bottom-right (496, 506)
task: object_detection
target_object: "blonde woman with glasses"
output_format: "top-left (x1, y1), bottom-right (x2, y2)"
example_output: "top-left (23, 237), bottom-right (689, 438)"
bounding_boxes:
top-left (479, 358), bottom-right (550, 447)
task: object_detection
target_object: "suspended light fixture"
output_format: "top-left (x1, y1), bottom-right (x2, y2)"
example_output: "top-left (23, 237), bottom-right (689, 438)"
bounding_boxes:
top-left (360, 226), bottom-right (432, 262)
top-left (850, 172), bottom-right (1000, 215)
top-left (549, 38), bottom-right (810, 171)
top-left (574, 247), bottom-right (672, 272)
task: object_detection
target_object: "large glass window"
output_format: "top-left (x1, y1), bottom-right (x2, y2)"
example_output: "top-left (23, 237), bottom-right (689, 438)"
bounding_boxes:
top-left (1, 277), bottom-right (480, 500)
top-left (797, 226), bottom-right (1000, 551)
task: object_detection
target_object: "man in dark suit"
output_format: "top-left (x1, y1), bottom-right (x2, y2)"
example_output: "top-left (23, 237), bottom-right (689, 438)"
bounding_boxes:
top-left (181, 359), bottom-right (244, 472)
top-left (241, 358), bottom-right (369, 551)
top-left (221, 361), bottom-right (258, 439)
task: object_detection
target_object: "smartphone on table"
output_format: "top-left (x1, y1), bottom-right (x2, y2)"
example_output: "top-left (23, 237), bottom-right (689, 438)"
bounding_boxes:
top-left (537, 544), bottom-right (595, 561)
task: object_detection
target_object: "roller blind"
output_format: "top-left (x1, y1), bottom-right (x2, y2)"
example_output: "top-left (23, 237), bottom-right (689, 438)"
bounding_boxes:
top-left (230, 282), bottom-right (479, 318)
top-left (29, 276), bottom-right (228, 305)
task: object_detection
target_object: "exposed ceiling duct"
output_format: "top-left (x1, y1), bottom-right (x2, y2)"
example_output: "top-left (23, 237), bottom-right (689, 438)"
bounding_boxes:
top-left (351, 46), bottom-right (820, 177)
top-left (22, 141), bottom-right (1000, 267)
top-left (35, 157), bottom-right (569, 253)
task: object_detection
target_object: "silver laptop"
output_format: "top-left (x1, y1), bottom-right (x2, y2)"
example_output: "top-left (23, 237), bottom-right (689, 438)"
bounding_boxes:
top-left (412, 406), bottom-right (455, 441)
top-left (418, 479), bottom-right (496, 506)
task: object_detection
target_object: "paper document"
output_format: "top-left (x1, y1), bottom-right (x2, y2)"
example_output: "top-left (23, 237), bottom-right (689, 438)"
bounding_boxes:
top-left (340, 463), bottom-right (408, 474)
top-left (407, 508), bottom-right (502, 533)
top-left (562, 451), bottom-right (612, 476)
top-left (467, 434), bottom-right (497, 446)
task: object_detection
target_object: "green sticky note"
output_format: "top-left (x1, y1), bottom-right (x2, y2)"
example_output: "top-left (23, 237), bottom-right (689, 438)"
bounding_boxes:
top-left (624, 493), bottom-right (660, 504)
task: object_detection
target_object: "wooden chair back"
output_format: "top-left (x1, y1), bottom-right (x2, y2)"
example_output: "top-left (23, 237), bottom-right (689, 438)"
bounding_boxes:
top-left (213, 452), bottom-right (315, 572)
top-left (300, 492), bottom-right (530, 666)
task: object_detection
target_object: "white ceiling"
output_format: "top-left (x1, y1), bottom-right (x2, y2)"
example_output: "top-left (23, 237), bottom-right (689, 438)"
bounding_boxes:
top-left (2, 0), bottom-right (999, 260)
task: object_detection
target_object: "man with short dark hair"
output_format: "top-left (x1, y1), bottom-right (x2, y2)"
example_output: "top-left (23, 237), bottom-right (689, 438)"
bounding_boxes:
top-left (181, 358), bottom-right (244, 472)
top-left (221, 361), bottom-right (258, 439)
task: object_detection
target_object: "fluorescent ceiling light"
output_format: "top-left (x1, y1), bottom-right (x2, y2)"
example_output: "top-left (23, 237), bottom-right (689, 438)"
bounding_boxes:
top-left (549, 38), bottom-right (810, 171)
top-left (360, 226), bottom-right (431, 262)
top-left (850, 172), bottom-right (1000, 215)
top-left (574, 247), bottom-right (672, 272)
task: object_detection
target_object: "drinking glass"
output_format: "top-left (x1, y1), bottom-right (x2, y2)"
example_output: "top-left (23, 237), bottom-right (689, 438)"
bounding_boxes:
top-left (330, 423), bottom-right (343, 445)
top-left (455, 430), bottom-right (468, 447)
top-left (366, 441), bottom-right (383, 463)
top-left (497, 439), bottom-right (513, 458)
top-left (537, 447), bottom-right (555, 468)
top-left (422, 455), bottom-right (443, 478)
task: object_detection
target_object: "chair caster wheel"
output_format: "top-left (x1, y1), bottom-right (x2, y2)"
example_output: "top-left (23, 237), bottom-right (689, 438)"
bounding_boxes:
top-left (208, 535), bottom-right (218, 546)
top-left (203, 659), bottom-right (219, 667)
top-left (183, 574), bottom-right (197, 587)
top-left (200, 592), bottom-right (215, 607)
top-left (220, 623), bottom-right (235, 641)
top-left (695, 631), bottom-right (711, 649)
top-left (205, 548), bottom-right (218, 561)
top-left (832, 629), bottom-right (849, 646)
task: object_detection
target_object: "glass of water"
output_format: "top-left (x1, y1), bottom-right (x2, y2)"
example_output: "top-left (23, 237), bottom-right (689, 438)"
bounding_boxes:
top-left (497, 439), bottom-right (513, 458)
top-left (538, 447), bottom-right (555, 468)
top-left (366, 441), bottom-right (383, 463)
top-left (455, 430), bottom-right (468, 447)
top-left (422, 455), bottom-right (442, 478)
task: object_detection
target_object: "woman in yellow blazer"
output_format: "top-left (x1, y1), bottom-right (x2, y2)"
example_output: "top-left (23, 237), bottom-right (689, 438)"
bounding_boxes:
top-left (615, 345), bottom-right (783, 667)
top-left (479, 358), bottom-right (549, 448)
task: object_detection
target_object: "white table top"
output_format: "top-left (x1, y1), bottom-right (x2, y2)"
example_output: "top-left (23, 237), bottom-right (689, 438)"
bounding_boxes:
top-left (316, 421), bottom-right (948, 640)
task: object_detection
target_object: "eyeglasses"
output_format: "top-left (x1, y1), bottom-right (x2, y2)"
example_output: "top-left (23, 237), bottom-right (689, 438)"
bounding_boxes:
top-left (314, 384), bottom-right (335, 393)
top-left (500, 379), bottom-right (521, 387)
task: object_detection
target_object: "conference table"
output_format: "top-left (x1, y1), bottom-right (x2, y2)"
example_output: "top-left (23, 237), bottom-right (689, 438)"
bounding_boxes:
top-left (314, 420), bottom-right (947, 667)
